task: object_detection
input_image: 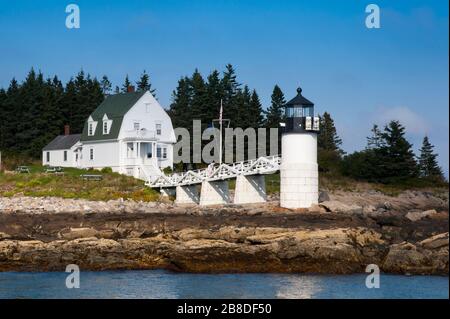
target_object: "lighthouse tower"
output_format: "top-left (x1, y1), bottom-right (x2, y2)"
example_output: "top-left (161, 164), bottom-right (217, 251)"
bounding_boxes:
top-left (280, 87), bottom-right (320, 209)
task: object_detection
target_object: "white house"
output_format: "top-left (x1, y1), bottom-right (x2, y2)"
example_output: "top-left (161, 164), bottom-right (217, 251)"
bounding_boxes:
top-left (42, 89), bottom-right (176, 180)
top-left (42, 132), bottom-right (82, 168)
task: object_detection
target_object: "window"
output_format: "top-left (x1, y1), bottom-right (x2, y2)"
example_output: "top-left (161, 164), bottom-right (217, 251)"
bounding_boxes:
top-left (156, 123), bottom-right (162, 135)
top-left (133, 122), bottom-right (140, 130)
top-left (103, 121), bottom-right (108, 134)
top-left (46, 152), bottom-right (50, 162)
top-left (88, 123), bottom-right (94, 136)
top-left (145, 103), bottom-right (151, 113)
top-left (162, 147), bottom-right (167, 159)
top-left (146, 144), bottom-right (152, 158)
top-left (127, 143), bottom-right (134, 158)
top-left (63, 151), bottom-right (67, 162)
top-left (90, 148), bottom-right (94, 160)
top-left (157, 146), bottom-right (162, 158)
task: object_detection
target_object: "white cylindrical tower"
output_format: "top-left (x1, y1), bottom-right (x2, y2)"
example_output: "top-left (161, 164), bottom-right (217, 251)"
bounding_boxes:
top-left (280, 87), bottom-right (319, 209)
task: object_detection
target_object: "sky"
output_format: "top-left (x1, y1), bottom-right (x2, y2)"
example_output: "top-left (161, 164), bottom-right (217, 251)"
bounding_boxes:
top-left (0, 0), bottom-right (448, 175)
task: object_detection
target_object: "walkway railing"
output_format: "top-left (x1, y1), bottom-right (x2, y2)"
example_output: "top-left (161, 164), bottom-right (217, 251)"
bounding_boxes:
top-left (147, 155), bottom-right (281, 188)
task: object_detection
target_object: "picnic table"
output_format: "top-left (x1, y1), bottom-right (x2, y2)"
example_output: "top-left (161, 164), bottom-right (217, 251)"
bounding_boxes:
top-left (15, 166), bottom-right (30, 174)
top-left (45, 166), bottom-right (64, 174)
top-left (80, 174), bottom-right (103, 181)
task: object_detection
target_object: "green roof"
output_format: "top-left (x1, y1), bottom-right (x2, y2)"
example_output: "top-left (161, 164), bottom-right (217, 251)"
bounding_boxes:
top-left (80, 91), bottom-right (146, 141)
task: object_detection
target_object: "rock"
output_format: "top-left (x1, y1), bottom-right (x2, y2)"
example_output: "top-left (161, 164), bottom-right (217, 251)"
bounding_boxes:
top-left (405, 209), bottom-right (437, 222)
top-left (319, 200), bottom-right (362, 214)
top-left (362, 205), bottom-right (377, 214)
top-left (308, 204), bottom-right (327, 213)
top-left (60, 227), bottom-right (98, 240)
top-left (0, 232), bottom-right (11, 240)
top-left (419, 233), bottom-right (449, 249)
top-left (318, 191), bottom-right (330, 203)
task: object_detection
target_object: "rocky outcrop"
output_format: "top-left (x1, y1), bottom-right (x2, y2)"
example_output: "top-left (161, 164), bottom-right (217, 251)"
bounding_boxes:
top-left (405, 209), bottom-right (438, 222)
top-left (0, 194), bottom-right (448, 275)
top-left (0, 225), bottom-right (447, 274)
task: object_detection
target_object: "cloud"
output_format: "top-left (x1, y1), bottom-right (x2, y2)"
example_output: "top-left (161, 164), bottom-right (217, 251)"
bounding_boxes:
top-left (375, 106), bottom-right (429, 135)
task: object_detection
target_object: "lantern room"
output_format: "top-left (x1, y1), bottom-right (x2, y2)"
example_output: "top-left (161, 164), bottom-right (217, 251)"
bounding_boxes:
top-left (284, 87), bottom-right (319, 133)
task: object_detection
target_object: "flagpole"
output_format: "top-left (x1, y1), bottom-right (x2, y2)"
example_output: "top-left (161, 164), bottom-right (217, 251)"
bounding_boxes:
top-left (219, 99), bottom-right (223, 165)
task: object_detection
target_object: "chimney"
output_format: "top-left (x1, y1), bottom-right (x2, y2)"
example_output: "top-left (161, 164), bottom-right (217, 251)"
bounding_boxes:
top-left (127, 85), bottom-right (135, 93)
top-left (64, 125), bottom-right (70, 136)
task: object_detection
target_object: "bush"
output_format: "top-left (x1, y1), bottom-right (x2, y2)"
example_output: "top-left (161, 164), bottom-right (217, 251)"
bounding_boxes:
top-left (101, 167), bottom-right (113, 174)
top-left (163, 167), bottom-right (173, 175)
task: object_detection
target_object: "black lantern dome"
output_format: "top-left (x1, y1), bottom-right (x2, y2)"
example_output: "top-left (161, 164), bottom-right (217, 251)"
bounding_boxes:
top-left (284, 87), bottom-right (318, 133)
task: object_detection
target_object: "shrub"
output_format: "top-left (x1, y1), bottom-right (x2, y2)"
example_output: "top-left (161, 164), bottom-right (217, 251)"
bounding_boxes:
top-left (101, 167), bottom-right (113, 174)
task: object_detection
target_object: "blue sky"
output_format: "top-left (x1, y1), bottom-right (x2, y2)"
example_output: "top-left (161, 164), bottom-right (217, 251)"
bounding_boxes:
top-left (0, 0), bottom-right (448, 174)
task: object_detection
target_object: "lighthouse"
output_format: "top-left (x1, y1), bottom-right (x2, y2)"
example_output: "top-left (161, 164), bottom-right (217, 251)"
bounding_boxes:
top-left (280, 87), bottom-right (320, 209)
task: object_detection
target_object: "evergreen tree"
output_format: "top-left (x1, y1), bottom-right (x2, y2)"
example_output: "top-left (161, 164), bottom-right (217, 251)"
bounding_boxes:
top-left (168, 76), bottom-right (193, 130)
top-left (248, 89), bottom-right (264, 128)
top-left (366, 124), bottom-right (383, 149)
top-left (0, 78), bottom-right (19, 151)
top-left (264, 85), bottom-right (286, 129)
top-left (122, 75), bottom-right (132, 93)
top-left (317, 112), bottom-right (344, 173)
top-left (418, 136), bottom-right (444, 180)
top-left (205, 70), bottom-right (223, 123)
top-left (318, 112), bottom-right (343, 153)
top-left (378, 120), bottom-right (418, 182)
top-left (190, 69), bottom-right (208, 121)
top-left (100, 75), bottom-right (112, 95)
top-left (136, 70), bottom-right (156, 96)
top-left (221, 64), bottom-right (240, 126)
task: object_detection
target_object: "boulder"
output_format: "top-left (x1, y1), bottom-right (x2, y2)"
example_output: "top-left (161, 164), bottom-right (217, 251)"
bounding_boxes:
top-left (318, 191), bottom-right (330, 203)
top-left (405, 209), bottom-right (437, 222)
top-left (419, 233), bottom-right (449, 249)
top-left (60, 227), bottom-right (98, 240)
top-left (0, 232), bottom-right (11, 240)
top-left (319, 200), bottom-right (362, 214)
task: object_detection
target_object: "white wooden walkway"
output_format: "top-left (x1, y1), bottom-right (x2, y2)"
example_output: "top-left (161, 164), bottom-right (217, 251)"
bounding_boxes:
top-left (146, 155), bottom-right (281, 188)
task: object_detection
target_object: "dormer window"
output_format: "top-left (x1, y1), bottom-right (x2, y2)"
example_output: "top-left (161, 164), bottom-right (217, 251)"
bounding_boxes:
top-left (156, 123), bottom-right (161, 135)
top-left (87, 116), bottom-right (97, 136)
top-left (102, 114), bottom-right (112, 135)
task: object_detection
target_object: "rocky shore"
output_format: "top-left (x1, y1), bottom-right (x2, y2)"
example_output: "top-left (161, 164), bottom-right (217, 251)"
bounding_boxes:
top-left (0, 190), bottom-right (448, 275)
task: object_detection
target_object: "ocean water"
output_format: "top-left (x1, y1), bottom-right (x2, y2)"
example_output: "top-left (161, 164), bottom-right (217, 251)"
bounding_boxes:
top-left (0, 270), bottom-right (447, 299)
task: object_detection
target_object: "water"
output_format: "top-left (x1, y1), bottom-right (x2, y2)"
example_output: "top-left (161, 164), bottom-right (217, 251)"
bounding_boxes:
top-left (0, 270), bottom-right (447, 299)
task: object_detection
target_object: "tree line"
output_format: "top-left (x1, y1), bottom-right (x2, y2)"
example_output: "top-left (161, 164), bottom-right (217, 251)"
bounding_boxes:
top-left (0, 66), bottom-right (446, 184)
top-left (0, 68), bottom-right (155, 158)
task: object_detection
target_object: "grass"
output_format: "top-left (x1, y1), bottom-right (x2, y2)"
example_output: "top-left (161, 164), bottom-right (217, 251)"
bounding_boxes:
top-left (0, 157), bottom-right (446, 201)
top-left (0, 164), bottom-right (159, 202)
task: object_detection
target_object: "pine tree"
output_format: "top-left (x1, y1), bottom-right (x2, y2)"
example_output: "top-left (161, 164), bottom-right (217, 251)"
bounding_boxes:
top-left (379, 120), bottom-right (418, 182)
top-left (205, 70), bottom-right (223, 123)
top-left (122, 75), bottom-right (132, 93)
top-left (248, 89), bottom-right (264, 128)
top-left (366, 124), bottom-right (383, 149)
top-left (418, 136), bottom-right (444, 180)
top-left (100, 75), bottom-right (112, 95)
top-left (190, 69), bottom-right (207, 121)
top-left (264, 85), bottom-right (286, 129)
top-left (168, 76), bottom-right (193, 130)
top-left (136, 70), bottom-right (156, 96)
top-left (221, 64), bottom-right (240, 127)
top-left (318, 112), bottom-right (343, 154)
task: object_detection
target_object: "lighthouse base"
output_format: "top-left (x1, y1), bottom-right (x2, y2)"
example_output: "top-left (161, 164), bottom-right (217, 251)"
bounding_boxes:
top-left (280, 162), bottom-right (318, 209)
